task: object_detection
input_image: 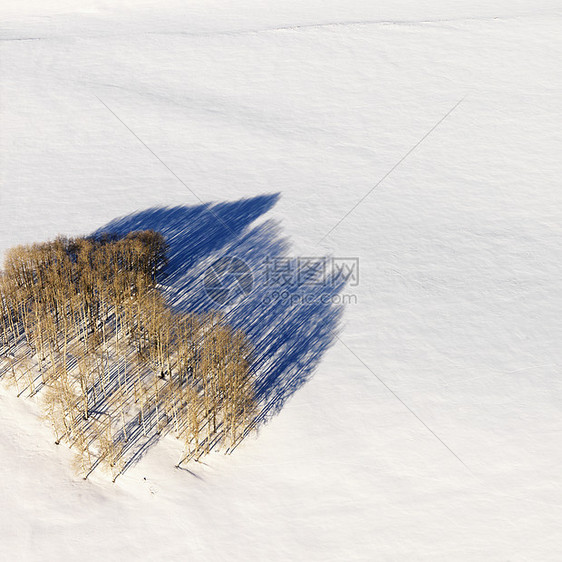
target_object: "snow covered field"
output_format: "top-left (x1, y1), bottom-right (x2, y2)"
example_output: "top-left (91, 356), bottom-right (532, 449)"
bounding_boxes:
top-left (1, 1), bottom-right (562, 560)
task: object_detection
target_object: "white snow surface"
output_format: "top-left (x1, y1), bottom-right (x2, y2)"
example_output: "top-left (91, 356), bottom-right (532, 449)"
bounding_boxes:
top-left (1, 1), bottom-right (562, 560)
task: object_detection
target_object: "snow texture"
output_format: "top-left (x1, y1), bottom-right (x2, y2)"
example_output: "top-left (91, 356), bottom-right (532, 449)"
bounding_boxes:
top-left (1, 1), bottom-right (561, 560)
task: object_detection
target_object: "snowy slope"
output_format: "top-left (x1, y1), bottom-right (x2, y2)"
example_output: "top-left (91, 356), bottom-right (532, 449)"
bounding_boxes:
top-left (1, 1), bottom-right (562, 560)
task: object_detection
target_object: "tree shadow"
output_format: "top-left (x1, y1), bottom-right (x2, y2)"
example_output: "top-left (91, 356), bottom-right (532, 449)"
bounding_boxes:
top-left (93, 194), bottom-right (347, 460)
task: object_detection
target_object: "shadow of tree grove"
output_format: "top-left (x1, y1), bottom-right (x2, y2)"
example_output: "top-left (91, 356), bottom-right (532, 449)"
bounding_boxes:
top-left (94, 194), bottom-right (346, 451)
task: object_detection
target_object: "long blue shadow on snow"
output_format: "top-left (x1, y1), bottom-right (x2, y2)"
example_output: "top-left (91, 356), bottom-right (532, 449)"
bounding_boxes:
top-left (93, 194), bottom-right (346, 424)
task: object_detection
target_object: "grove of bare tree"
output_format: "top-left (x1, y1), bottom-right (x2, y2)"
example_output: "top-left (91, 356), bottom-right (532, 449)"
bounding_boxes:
top-left (0, 231), bottom-right (257, 480)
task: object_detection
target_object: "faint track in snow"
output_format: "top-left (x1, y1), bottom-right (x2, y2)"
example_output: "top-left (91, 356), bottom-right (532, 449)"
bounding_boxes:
top-left (0, 37), bottom-right (41, 41)
top-left (149, 12), bottom-right (561, 39)
top-left (1, 12), bottom-right (558, 43)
